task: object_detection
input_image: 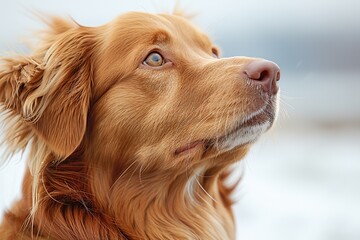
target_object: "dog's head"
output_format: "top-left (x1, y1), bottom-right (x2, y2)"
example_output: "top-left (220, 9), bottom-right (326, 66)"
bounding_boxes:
top-left (87, 12), bottom-right (280, 172)
top-left (0, 11), bottom-right (280, 239)
top-left (0, 11), bottom-right (279, 180)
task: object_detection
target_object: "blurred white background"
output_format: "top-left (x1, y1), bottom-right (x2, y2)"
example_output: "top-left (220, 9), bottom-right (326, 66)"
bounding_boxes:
top-left (1, 0), bottom-right (360, 239)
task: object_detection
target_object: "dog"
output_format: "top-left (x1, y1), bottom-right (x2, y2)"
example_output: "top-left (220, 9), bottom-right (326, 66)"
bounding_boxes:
top-left (0, 11), bottom-right (280, 240)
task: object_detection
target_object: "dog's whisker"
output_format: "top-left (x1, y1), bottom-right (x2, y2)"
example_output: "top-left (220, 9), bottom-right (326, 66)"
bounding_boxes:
top-left (194, 172), bottom-right (219, 204)
top-left (125, 163), bottom-right (141, 190)
top-left (109, 161), bottom-right (137, 192)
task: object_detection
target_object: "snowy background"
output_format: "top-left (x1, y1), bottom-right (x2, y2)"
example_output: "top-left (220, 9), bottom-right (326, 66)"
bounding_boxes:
top-left (1, 1), bottom-right (360, 239)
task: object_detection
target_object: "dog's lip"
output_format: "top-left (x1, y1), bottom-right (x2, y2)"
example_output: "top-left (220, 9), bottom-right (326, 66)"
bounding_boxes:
top-left (174, 140), bottom-right (204, 155)
top-left (223, 106), bottom-right (272, 136)
top-left (208, 104), bottom-right (274, 147)
top-left (173, 113), bottom-right (262, 156)
top-left (174, 104), bottom-right (275, 155)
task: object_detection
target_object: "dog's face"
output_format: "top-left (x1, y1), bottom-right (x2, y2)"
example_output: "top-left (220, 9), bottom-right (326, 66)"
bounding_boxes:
top-left (85, 12), bottom-right (280, 172)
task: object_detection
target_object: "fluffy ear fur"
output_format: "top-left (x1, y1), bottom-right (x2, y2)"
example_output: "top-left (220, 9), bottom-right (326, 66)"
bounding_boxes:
top-left (0, 17), bottom-right (93, 158)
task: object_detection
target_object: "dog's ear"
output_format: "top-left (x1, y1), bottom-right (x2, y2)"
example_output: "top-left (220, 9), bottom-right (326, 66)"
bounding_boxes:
top-left (0, 18), bottom-right (94, 157)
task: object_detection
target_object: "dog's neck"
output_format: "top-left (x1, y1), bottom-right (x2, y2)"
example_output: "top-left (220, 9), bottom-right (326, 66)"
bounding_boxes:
top-left (18, 149), bottom-right (244, 239)
top-left (102, 164), bottom-right (236, 240)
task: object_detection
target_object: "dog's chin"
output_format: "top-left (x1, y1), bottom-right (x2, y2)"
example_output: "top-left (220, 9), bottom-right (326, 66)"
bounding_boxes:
top-left (214, 101), bottom-right (278, 153)
top-left (217, 120), bottom-right (271, 152)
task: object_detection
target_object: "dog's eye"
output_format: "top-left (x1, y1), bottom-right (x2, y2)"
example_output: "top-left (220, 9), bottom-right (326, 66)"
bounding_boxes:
top-left (212, 48), bottom-right (219, 58)
top-left (144, 52), bottom-right (164, 67)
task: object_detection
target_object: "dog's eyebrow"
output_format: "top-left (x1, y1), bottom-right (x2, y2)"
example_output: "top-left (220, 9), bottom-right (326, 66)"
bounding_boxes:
top-left (198, 34), bottom-right (214, 50)
top-left (151, 30), bottom-right (171, 45)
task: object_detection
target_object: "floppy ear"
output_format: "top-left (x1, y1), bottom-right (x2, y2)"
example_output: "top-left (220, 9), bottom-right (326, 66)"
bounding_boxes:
top-left (0, 19), bottom-right (93, 157)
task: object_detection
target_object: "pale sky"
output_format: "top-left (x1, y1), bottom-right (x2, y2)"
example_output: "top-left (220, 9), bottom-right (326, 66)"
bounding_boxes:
top-left (0, 0), bottom-right (359, 39)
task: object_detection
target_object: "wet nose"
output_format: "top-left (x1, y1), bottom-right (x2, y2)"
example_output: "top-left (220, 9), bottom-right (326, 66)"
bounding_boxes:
top-left (244, 60), bottom-right (281, 94)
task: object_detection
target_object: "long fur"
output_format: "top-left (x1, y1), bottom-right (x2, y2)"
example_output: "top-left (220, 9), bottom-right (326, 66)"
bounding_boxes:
top-left (0, 11), bottom-right (278, 240)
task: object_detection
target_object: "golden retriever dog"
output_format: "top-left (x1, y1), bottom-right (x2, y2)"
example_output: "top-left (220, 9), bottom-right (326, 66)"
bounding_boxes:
top-left (0, 11), bottom-right (280, 240)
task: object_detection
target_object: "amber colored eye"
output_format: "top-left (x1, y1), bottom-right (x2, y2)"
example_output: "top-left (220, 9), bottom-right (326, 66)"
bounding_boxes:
top-left (143, 52), bottom-right (164, 67)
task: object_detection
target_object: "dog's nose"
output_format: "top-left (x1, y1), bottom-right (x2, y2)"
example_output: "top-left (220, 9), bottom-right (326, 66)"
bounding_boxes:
top-left (244, 60), bottom-right (280, 94)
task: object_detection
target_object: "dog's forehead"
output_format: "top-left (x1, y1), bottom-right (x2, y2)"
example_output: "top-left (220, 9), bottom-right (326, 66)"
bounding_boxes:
top-left (93, 12), bottom-right (215, 98)
top-left (107, 12), bottom-right (213, 48)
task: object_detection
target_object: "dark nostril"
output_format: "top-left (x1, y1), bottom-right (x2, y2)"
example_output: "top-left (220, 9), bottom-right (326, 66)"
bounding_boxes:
top-left (244, 60), bottom-right (280, 95)
top-left (259, 70), bottom-right (270, 82)
top-left (276, 71), bottom-right (281, 81)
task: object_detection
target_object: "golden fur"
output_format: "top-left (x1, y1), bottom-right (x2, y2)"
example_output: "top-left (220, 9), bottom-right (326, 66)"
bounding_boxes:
top-left (0, 12), bottom-right (279, 239)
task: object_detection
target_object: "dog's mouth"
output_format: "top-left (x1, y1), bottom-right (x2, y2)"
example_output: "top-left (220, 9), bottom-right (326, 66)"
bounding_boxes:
top-left (174, 140), bottom-right (205, 155)
top-left (174, 100), bottom-right (278, 156)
